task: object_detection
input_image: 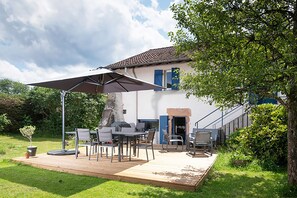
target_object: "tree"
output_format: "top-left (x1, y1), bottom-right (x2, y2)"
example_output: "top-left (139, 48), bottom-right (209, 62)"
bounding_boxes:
top-left (0, 79), bottom-right (29, 95)
top-left (25, 87), bottom-right (106, 135)
top-left (170, 0), bottom-right (297, 185)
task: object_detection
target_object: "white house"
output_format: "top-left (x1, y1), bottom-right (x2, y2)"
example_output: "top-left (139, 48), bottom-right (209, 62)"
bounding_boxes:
top-left (104, 46), bottom-right (245, 143)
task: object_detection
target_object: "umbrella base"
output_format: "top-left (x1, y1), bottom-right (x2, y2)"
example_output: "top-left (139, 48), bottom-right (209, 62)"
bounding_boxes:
top-left (47, 149), bottom-right (77, 155)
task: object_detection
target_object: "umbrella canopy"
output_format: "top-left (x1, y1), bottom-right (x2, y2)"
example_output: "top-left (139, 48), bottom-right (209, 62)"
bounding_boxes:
top-left (28, 68), bottom-right (162, 155)
top-left (29, 68), bottom-right (159, 93)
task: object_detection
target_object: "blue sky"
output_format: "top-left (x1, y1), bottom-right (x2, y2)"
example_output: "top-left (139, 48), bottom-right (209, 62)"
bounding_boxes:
top-left (0, 0), bottom-right (182, 83)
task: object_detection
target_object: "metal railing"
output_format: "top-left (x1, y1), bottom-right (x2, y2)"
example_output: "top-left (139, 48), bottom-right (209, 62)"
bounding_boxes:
top-left (195, 104), bottom-right (244, 129)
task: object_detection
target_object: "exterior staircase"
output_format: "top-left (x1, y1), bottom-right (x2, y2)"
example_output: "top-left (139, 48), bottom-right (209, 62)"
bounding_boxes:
top-left (194, 104), bottom-right (251, 145)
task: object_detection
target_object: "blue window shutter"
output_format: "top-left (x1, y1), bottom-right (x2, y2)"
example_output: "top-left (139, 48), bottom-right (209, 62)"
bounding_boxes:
top-left (258, 98), bottom-right (277, 105)
top-left (160, 115), bottom-right (168, 144)
top-left (171, 68), bottom-right (180, 90)
top-left (249, 92), bottom-right (278, 105)
top-left (154, 70), bottom-right (163, 91)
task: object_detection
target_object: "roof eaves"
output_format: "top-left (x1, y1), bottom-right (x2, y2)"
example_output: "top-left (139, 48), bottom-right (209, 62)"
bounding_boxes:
top-left (107, 57), bottom-right (192, 70)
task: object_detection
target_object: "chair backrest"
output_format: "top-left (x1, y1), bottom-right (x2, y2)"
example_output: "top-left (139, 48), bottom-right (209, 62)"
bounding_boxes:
top-left (76, 128), bottom-right (90, 141)
top-left (147, 129), bottom-right (155, 143)
top-left (162, 129), bottom-right (169, 141)
top-left (121, 127), bottom-right (135, 133)
top-left (98, 129), bottom-right (113, 142)
top-left (100, 126), bottom-right (116, 134)
top-left (129, 123), bottom-right (136, 128)
top-left (195, 131), bottom-right (212, 144)
top-left (136, 122), bottom-right (145, 132)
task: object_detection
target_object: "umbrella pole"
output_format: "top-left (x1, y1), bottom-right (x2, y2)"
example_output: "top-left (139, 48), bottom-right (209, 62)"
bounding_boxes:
top-left (61, 90), bottom-right (66, 150)
top-left (47, 90), bottom-right (76, 155)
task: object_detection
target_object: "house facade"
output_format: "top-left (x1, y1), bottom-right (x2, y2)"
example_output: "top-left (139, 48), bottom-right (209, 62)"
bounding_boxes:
top-left (104, 46), bottom-right (244, 143)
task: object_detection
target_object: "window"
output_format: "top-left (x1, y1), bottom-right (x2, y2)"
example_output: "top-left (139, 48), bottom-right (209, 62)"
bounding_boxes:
top-left (138, 119), bottom-right (159, 131)
top-left (164, 70), bottom-right (172, 89)
top-left (154, 68), bottom-right (180, 91)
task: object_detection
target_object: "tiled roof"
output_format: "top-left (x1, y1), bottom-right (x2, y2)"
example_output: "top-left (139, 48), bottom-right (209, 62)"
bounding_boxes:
top-left (104, 46), bottom-right (191, 70)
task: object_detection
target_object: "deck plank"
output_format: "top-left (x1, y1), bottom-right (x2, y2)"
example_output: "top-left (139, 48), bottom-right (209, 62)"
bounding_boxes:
top-left (13, 146), bottom-right (216, 191)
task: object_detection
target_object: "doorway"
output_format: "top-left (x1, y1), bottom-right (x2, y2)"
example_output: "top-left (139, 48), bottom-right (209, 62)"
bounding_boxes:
top-left (166, 108), bottom-right (191, 143)
top-left (172, 117), bottom-right (186, 144)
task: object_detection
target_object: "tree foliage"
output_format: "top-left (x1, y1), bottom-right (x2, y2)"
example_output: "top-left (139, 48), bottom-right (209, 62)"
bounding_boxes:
top-left (0, 79), bottom-right (106, 136)
top-left (170, 0), bottom-right (295, 107)
top-left (19, 125), bottom-right (36, 146)
top-left (0, 79), bottom-right (29, 95)
top-left (170, 0), bottom-right (297, 184)
top-left (25, 87), bottom-right (106, 136)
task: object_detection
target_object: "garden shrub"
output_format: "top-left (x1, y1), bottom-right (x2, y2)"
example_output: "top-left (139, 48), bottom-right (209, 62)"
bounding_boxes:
top-left (0, 94), bottom-right (26, 133)
top-left (228, 104), bottom-right (287, 169)
top-left (228, 130), bottom-right (253, 167)
top-left (0, 113), bottom-right (11, 132)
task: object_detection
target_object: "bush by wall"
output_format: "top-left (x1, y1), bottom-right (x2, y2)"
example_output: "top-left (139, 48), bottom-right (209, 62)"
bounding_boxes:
top-left (228, 104), bottom-right (287, 169)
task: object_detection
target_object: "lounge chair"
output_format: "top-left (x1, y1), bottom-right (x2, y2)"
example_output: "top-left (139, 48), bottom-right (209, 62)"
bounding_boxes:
top-left (188, 131), bottom-right (213, 157)
top-left (162, 130), bottom-right (184, 151)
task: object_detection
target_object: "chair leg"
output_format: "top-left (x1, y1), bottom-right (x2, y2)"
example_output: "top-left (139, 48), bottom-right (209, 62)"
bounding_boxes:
top-left (129, 142), bottom-right (132, 161)
top-left (145, 147), bottom-right (149, 162)
top-left (137, 145), bottom-right (140, 158)
top-left (89, 145), bottom-right (91, 160)
top-left (126, 137), bottom-right (129, 156)
top-left (96, 146), bottom-right (99, 161)
top-left (152, 144), bottom-right (155, 160)
top-left (75, 145), bottom-right (78, 159)
top-left (166, 143), bottom-right (168, 151)
top-left (110, 147), bottom-right (114, 162)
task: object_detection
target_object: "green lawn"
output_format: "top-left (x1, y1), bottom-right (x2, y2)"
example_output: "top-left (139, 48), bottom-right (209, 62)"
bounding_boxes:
top-left (0, 134), bottom-right (295, 197)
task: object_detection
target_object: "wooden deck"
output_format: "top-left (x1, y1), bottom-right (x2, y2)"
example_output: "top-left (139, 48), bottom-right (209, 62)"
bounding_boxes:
top-left (13, 145), bottom-right (217, 191)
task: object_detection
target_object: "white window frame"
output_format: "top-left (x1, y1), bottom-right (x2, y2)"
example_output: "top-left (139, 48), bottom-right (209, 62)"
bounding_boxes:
top-left (164, 69), bottom-right (172, 90)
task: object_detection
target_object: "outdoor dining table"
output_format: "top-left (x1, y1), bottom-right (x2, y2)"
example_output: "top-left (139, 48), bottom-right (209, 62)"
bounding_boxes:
top-left (113, 131), bottom-right (147, 161)
top-left (66, 131), bottom-right (147, 162)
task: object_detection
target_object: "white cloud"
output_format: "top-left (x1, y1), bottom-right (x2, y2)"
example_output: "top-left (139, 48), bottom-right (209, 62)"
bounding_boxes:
top-left (151, 0), bottom-right (159, 9)
top-left (0, 0), bottom-right (179, 83)
top-left (0, 59), bottom-right (93, 84)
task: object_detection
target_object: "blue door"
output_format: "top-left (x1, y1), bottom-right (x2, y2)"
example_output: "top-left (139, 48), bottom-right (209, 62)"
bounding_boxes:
top-left (159, 115), bottom-right (168, 144)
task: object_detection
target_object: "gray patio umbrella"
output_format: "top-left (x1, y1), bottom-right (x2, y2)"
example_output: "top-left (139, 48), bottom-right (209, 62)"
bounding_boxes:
top-left (28, 68), bottom-right (161, 155)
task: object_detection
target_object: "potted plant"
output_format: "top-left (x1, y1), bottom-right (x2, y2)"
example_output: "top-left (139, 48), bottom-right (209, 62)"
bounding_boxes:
top-left (19, 125), bottom-right (37, 157)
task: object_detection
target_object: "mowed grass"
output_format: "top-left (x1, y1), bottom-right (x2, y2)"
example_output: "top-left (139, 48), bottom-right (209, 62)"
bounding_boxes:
top-left (0, 134), bottom-right (296, 197)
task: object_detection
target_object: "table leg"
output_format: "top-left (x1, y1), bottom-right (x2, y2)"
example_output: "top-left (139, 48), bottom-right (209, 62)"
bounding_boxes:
top-left (118, 136), bottom-right (122, 162)
top-left (133, 137), bottom-right (137, 156)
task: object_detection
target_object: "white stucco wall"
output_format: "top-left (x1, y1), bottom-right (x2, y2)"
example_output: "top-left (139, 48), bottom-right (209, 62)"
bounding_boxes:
top-left (114, 62), bottom-right (246, 133)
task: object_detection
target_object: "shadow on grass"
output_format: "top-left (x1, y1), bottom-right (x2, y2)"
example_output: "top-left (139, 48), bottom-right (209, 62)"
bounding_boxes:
top-left (129, 171), bottom-right (290, 198)
top-left (9, 134), bottom-right (62, 142)
top-left (0, 163), bottom-right (108, 197)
